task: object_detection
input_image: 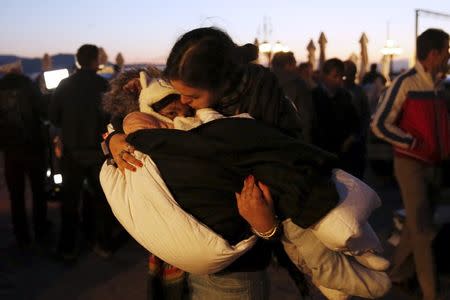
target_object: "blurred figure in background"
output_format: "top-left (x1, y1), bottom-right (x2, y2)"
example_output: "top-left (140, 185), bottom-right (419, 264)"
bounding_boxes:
top-left (50, 44), bottom-right (112, 261)
top-left (297, 62), bottom-right (317, 89)
top-left (343, 60), bottom-right (370, 179)
top-left (362, 63), bottom-right (387, 114)
top-left (0, 63), bottom-right (50, 248)
top-left (311, 58), bottom-right (364, 178)
top-left (271, 52), bottom-right (314, 142)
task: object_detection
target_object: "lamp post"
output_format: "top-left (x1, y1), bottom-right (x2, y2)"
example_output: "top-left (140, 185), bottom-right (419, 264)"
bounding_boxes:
top-left (381, 39), bottom-right (402, 77)
top-left (258, 40), bottom-right (289, 66)
top-left (259, 40), bottom-right (273, 65)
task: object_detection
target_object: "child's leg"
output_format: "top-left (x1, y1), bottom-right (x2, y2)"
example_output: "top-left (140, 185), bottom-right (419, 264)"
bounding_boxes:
top-left (282, 219), bottom-right (391, 299)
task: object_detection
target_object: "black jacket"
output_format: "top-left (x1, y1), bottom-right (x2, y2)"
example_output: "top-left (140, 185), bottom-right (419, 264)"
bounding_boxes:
top-left (50, 69), bottom-right (109, 164)
top-left (311, 85), bottom-right (361, 155)
top-left (273, 69), bottom-right (314, 142)
top-left (0, 73), bottom-right (46, 150)
top-left (127, 118), bottom-right (339, 272)
top-left (215, 64), bottom-right (304, 140)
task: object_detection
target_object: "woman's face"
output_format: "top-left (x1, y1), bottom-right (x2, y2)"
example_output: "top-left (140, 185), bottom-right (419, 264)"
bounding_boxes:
top-left (170, 80), bottom-right (216, 110)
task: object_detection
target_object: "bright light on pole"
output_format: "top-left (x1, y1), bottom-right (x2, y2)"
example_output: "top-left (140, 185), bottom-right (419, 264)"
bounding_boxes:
top-left (272, 41), bottom-right (290, 54)
top-left (381, 39), bottom-right (402, 77)
top-left (381, 40), bottom-right (403, 55)
top-left (259, 41), bottom-right (272, 54)
top-left (258, 40), bottom-right (289, 66)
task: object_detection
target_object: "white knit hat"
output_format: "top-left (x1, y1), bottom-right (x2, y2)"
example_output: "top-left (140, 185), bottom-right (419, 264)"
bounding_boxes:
top-left (138, 71), bottom-right (180, 124)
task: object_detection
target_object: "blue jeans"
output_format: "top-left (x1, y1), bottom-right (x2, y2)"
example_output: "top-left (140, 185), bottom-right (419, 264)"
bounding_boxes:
top-left (187, 270), bottom-right (269, 300)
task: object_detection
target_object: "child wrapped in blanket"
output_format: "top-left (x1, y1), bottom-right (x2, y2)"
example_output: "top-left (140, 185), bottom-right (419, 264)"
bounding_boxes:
top-left (101, 69), bottom-right (391, 299)
top-left (102, 67), bottom-right (191, 299)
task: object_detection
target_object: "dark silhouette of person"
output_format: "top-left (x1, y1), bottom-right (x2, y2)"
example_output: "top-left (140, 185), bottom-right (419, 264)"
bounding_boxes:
top-left (0, 66), bottom-right (50, 248)
top-left (50, 44), bottom-right (112, 260)
top-left (361, 63), bottom-right (387, 86)
top-left (343, 60), bottom-right (371, 178)
top-left (311, 58), bottom-right (364, 178)
top-left (297, 62), bottom-right (317, 89)
top-left (271, 52), bottom-right (314, 143)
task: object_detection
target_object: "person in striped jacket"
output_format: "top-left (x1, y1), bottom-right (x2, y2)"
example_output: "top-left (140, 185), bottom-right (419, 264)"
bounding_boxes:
top-left (371, 28), bottom-right (449, 300)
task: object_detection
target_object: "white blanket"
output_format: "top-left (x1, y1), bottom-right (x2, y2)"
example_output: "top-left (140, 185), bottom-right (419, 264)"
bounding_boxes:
top-left (100, 110), bottom-right (382, 274)
top-left (100, 152), bottom-right (257, 275)
top-left (311, 169), bottom-right (382, 254)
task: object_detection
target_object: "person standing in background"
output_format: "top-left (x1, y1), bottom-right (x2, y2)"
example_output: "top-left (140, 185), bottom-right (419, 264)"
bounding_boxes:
top-left (371, 28), bottom-right (449, 300)
top-left (0, 65), bottom-right (50, 248)
top-left (343, 60), bottom-right (371, 178)
top-left (297, 62), bottom-right (317, 90)
top-left (311, 58), bottom-right (363, 178)
top-left (50, 44), bottom-right (113, 261)
top-left (271, 52), bottom-right (314, 143)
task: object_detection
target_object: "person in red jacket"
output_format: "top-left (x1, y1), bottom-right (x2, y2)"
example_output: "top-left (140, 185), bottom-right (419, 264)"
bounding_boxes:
top-left (371, 28), bottom-right (449, 300)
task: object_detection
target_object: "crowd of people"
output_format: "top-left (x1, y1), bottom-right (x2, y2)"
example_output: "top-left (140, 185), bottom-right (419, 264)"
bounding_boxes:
top-left (0, 26), bottom-right (449, 300)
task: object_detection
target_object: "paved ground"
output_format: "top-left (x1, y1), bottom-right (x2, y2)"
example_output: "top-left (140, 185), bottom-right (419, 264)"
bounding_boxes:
top-left (0, 153), bottom-right (448, 299)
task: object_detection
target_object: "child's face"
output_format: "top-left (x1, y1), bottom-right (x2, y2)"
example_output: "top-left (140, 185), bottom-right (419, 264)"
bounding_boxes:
top-left (158, 100), bottom-right (194, 120)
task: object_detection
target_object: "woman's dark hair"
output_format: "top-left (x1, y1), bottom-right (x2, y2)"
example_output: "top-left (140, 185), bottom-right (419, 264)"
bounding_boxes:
top-left (76, 44), bottom-right (99, 68)
top-left (102, 66), bottom-right (161, 119)
top-left (239, 43), bottom-right (259, 64)
top-left (163, 27), bottom-right (253, 99)
top-left (416, 28), bottom-right (449, 61)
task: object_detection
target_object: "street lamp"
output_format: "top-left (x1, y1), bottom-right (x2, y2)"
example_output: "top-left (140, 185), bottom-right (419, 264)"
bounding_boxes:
top-left (381, 39), bottom-right (402, 77)
top-left (258, 40), bottom-right (290, 66)
top-left (259, 40), bottom-right (272, 65)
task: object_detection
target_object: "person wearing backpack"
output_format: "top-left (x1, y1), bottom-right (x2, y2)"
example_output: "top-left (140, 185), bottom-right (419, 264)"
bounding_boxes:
top-left (0, 65), bottom-right (50, 248)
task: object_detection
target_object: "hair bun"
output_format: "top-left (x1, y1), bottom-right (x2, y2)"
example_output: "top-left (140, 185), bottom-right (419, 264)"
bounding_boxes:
top-left (233, 43), bottom-right (258, 64)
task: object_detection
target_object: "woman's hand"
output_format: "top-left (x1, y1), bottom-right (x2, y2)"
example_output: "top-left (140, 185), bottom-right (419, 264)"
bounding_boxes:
top-left (110, 133), bottom-right (143, 173)
top-left (235, 175), bottom-right (276, 233)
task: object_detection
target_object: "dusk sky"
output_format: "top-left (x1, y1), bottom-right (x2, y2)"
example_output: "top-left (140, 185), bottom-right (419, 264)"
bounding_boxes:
top-left (1, 0), bottom-right (449, 65)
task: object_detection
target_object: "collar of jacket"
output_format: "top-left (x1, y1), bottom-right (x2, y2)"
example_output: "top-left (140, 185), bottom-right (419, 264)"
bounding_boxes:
top-left (77, 68), bottom-right (98, 75)
top-left (215, 68), bottom-right (249, 111)
top-left (414, 62), bottom-right (436, 89)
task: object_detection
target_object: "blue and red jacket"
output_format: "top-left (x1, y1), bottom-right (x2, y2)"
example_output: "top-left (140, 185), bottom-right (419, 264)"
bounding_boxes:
top-left (371, 63), bottom-right (450, 164)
